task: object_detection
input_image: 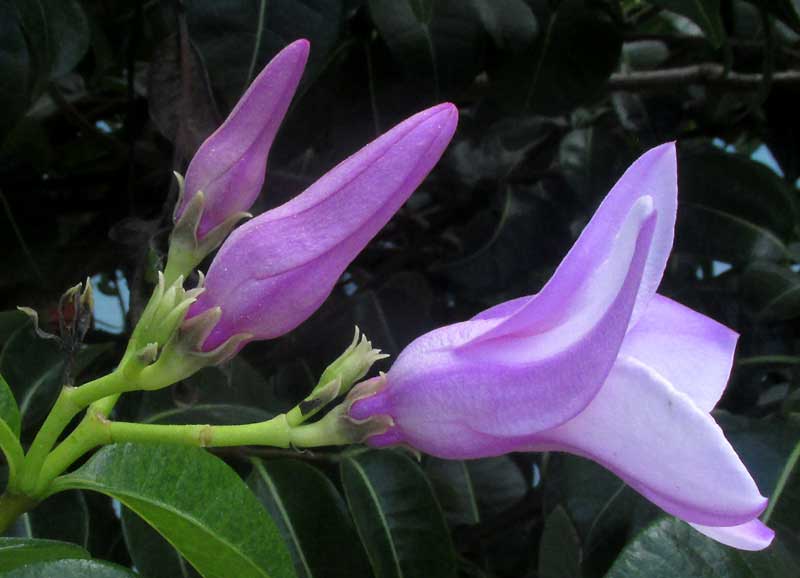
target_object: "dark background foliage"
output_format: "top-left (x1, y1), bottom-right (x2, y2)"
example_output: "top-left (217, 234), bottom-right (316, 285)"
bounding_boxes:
top-left (1, 0), bottom-right (800, 576)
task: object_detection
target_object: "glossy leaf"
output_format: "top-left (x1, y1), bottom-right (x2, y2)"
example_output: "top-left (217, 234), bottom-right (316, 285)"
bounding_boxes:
top-left (121, 506), bottom-right (201, 578)
top-left (650, 0), bottom-right (725, 48)
top-left (248, 459), bottom-right (371, 578)
top-left (604, 517), bottom-right (799, 578)
top-left (341, 450), bottom-right (457, 578)
top-left (53, 443), bottom-right (296, 578)
top-left (0, 372), bottom-right (20, 436)
top-left (3, 558), bottom-right (138, 578)
top-left (369, 0), bottom-right (485, 97)
top-left (741, 262), bottom-right (800, 321)
top-left (426, 456), bottom-right (527, 526)
top-left (7, 490), bottom-right (89, 548)
top-left (538, 506), bottom-right (581, 578)
top-left (0, 537), bottom-right (89, 572)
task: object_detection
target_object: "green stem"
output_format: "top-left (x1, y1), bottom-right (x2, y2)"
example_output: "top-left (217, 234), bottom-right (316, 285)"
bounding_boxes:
top-left (17, 371), bottom-right (128, 496)
top-left (0, 491), bottom-right (37, 534)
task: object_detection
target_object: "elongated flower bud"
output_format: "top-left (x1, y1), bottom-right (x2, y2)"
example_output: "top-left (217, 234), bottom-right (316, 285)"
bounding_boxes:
top-left (347, 143), bottom-right (773, 552)
top-left (185, 102), bottom-right (458, 352)
top-left (166, 39), bottom-right (309, 281)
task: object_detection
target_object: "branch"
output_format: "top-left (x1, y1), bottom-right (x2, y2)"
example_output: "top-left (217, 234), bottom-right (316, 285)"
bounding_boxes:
top-left (608, 63), bottom-right (800, 90)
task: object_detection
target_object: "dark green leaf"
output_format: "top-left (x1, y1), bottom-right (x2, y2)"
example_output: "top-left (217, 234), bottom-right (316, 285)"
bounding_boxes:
top-left (3, 558), bottom-right (137, 578)
top-left (187, 0), bottom-right (344, 109)
top-left (144, 404), bottom-right (275, 426)
top-left (538, 506), bottom-right (581, 578)
top-left (53, 443), bottom-right (296, 578)
top-left (763, 440), bottom-right (800, 553)
top-left (473, 0), bottom-right (538, 53)
top-left (650, 0), bottom-right (726, 48)
top-left (248, 459), bottom-right (371, 578)
top-left (677, 147), bottom-right (797, 262)
top-left (604, 517), bottom-right (799, 578)
top-left (496, 0), bottom-right (622, 114)
top-left (741, 262), bottom-right (800, 321)
top-left (0, 311), bottom-right (27, 346)
top-left (0, 373), bottom-right (20, 437)
top-left (121, 506), bottom-right (201, 578)
top-left (0, 537), bottom-right (89, 572)
top-left (755, 0), bottom-right (800, 33)
top-left (341, 450), bottom-right (456, 578)
top-left (0, 3), bottom-right (31, 137)
top-left (7, 491), bottom-right (89, 548)
top-left (369, 0), bottom-right (486, 98)
top-left (426, 456), bottom-right (527, 526)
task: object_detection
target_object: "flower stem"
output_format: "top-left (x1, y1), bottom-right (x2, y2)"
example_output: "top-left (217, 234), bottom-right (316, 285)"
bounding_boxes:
top-left (0, 491), bottom-right (37, 534)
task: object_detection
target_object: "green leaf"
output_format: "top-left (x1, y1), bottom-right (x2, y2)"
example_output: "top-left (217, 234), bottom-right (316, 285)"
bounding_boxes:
top-left (0, 373), bottom-right (20, 437)
top-left (764, 439), bottom-right (800, 552)
top-left (650, 0), bottom-right (725, 48)
top-left (341, 450), bottom-right (456, 578)
top-left (53, 443), bottom-right (296, 578)
top-left (538, 506), bottom-right (581, 578)
top-left (741, 262), bottom-right (800, 321)
top-left (604, 517), bottom-right (799, 578)
top-left (121, 506), bottom-right (201, 578)
top-left (248, 459), bottom-right (371, 578)
top-left (426, 456), bottom-right (527, 526)
top-left (0, 4), bottom-right (32, 137)
top-left (0, 537), bottom-right (89, 572)
top-left (369, 0), bottom-right (486, 97)
top-left (677, 147), bottom-right (797, 262)
top-left (2, 558), bottom-right (137, 578)
top-left (473, 0), bottom-right (539, 53)
top-left (0, 311), bottom-right (27, 346)
top-left (186, 0), bottom-right (344, 109)
top-left (497, 0), bottom-right (622, 114)
top-left (756, 0), bottom-right (800, 33)
top-left (0, 325), bottom-right (112, 431)
top-left (145, 404), bottom-right (275, 426)
top-left (7, 490), bottom-right (90, 549)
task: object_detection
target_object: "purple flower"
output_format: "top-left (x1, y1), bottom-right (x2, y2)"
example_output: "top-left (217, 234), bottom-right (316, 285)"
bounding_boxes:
top-left (175, 39), bottom-right (309, 240)
top-left (187, 103), bottom-right (459, 351)
top-left (348, 143), bottom-right (773, 551)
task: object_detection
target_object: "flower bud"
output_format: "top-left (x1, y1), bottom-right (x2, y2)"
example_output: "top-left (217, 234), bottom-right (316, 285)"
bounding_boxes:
top-left (186, 102), bottom-right (458, 353)
top-left (317, 327), bottom-right (388, 397)
top-left (166, 39), bottom-right (310, 282)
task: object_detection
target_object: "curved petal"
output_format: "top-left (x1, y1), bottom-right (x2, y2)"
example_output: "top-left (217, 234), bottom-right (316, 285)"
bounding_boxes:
top-left (526, 358), bottom-right (766, 527)
top-left (690, 519), bottom-right (775, 551)
top-left (365, 198), bottom-right (658, 450)
top-left (478, 144), bottom-right (676, 343)
top-left (179, 39), bottom-right (310, 237)
top-left (192, 103), bottom-right (458, 349)
top-left (621, 294), bottom-right (738, 411)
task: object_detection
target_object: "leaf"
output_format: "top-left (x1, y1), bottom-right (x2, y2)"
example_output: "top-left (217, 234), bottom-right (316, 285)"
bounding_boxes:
top-left (0, 373), bottom-right (20, 436)
top-left (2, 558), bottom-right (138, 578)
top-left (472, 0), bottom-right (539, 53)
top-left (756, 0), bottom-right (800, 33)
top-left (144, 404), bottom-right (275, 426)
top-left (496, 0), bottom-right (622, 114)
top-left (426, 456), bottom-right (527, 526)
top-left (0, 325), bottom-right (112, 431)
top-left (186, 0), bottom-right (344, 109)
top-left (538, 506), bottom-right (581, 578)
top-left (53, 443), bottom-right (296, 578)
top-left (763, 438), bottom-right (800, 552)
top-left (7, 490), bottom-right (90, 548)
top-left (0, 537), bottom-right (89, 572)
top-left (676, 146), bottom-right (797, 262)
top-left (369, 0), bottom-right (486, 98)
top-left (340, 450), bottom-right (457, 578)
top-left (248, 459), bottom-right (371, 578)
top-left (650, 0), bottom-right (725, 48)
top-left (0, 311), bottom-right (27, 346)
top-left (0, 3), bottom-right (32, 137)
top-left (11, 0), bottom-right (90, 98)
top-left (121, 506), bottom-right (201, 578)
top-left (741, 262), bottom-right (800, 321)
top-left (604, 517), bottom-right (800, 578)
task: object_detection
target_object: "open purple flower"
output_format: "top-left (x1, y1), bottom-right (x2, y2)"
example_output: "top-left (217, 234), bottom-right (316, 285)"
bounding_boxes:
top-left (348, 143), bottom-right (773, 551)
top-left (186, 103), bottom-right (459, 352)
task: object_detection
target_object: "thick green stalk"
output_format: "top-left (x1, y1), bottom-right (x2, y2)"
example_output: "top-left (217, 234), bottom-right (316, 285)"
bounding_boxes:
top-left (0, 491), bottom-right (37, 534)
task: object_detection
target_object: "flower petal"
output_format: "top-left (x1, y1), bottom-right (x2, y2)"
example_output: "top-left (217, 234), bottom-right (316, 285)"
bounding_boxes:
top-left (690, 519), bottom-right (775, 551)
top-left (370, 197), bottom-right (658, 449)
top-left (179, 39), bottom-right (310, 237)
top-left (621, 294), bottom-right (738, 411)
top-left (192, 103), bottom-right (458, 349)
top-left (526, 358), bottom-right (766, 526)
